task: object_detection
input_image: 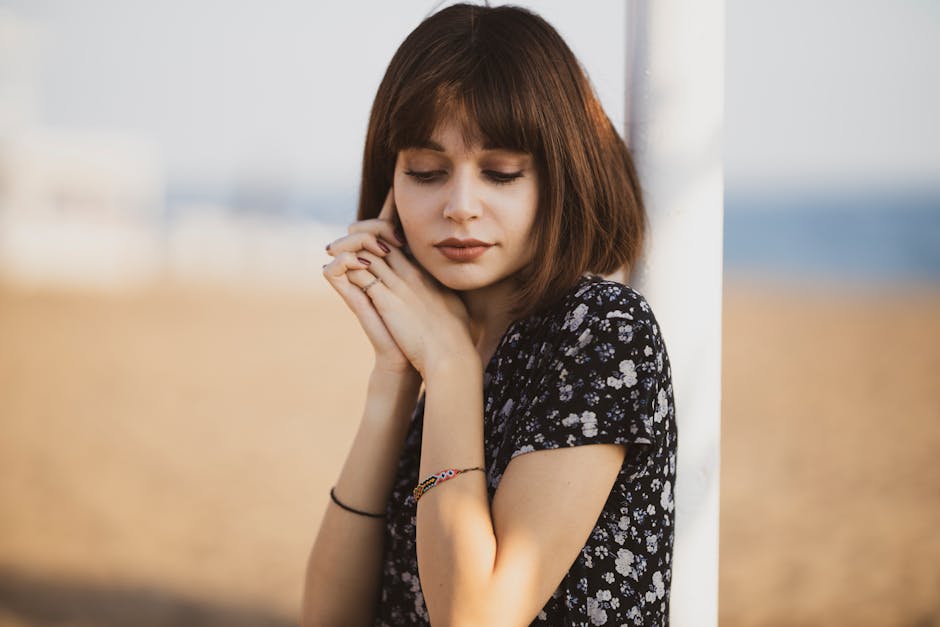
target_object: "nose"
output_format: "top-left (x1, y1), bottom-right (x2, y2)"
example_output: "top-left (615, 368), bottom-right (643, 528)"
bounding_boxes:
top-left (442, 167), bottom-right (481, 223)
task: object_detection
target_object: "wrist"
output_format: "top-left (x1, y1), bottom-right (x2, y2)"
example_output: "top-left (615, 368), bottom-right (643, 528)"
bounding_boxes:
top-left (372, 354), bottom-right (419, 378)
top-left (367, 367), bottom-right (422, 396)
top-left (370, 360), bottom-right (421, 384)
top-left (422, 346), bottom-right (481, 383)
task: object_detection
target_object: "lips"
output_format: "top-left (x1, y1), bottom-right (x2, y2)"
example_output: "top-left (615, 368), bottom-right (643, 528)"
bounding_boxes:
top-left (434, 238), bottom-right (493, 248)
top-left (434, 238), bottom-right (493, 262)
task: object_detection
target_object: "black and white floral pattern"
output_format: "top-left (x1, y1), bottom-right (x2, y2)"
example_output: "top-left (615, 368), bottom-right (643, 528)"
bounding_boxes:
top-left (374, 274), bottom-right (677, 626)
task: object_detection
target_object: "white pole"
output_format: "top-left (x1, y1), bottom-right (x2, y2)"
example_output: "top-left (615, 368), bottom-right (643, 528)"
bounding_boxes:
top-left (625, 2), bottom-right (724, 625)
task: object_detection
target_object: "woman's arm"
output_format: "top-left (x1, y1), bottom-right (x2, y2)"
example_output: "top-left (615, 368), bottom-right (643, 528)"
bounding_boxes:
top-left (416, 354), bottom-right (627, 627)
top-left (301, 367), bottom-right (422, 626)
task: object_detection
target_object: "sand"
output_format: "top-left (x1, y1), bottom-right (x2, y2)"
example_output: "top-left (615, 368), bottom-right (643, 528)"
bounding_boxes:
top-left (720, 279), bottom-right (940, 626)
top-left (0, 277), bottom-right (938, 626)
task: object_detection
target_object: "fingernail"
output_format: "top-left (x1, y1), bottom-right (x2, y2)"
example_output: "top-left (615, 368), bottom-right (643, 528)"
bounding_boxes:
top-left (325, 242), bottom-right (331, 252)
top-left (357, 257), bottom-right (371, 266)
top-left (394, 227), bottom-right (406, 245)
top-left (377, 240), bottom-right (391, 254)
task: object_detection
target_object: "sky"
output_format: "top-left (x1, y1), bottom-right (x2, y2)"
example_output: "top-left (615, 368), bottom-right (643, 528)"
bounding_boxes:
top-left (2, 0), bottom-right (939, 196)
top-left (725, 0), bottom-right (940, 190)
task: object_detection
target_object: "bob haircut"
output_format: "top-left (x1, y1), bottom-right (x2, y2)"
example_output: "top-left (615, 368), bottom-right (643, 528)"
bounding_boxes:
top-left (358, 3), bottom-right (646, 320)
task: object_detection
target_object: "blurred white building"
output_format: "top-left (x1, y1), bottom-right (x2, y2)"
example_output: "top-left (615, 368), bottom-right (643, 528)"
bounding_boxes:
top-left (0, 9), bottom-right (346, 292)
top-left (0, 7), bottom-right (40, 133)
top-left (0, 9), bottom-right (165, 288)
top-left (164, 201), bottom-right (342, 289)
top-left (0, 128), bottom-right (166, 287)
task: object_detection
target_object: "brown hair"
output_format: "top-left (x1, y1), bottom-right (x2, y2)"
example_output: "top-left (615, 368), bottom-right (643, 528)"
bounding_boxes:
top-left (358, 3), bottom-right (646, 320)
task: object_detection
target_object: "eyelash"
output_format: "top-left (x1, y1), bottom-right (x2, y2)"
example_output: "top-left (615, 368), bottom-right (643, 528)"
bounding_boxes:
top-left (404, 170), bottom-right (524, 186)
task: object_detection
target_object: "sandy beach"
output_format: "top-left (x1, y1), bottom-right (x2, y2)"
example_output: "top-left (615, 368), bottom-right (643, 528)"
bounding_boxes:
top-left (1, 277), bottom-right (938, 626)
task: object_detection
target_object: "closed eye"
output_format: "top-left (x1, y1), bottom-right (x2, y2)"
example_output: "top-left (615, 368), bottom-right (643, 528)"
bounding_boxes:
top-left (404, 169), bottom-right (445, 184)
top-left (484, 170), bottom-right (524, 185)
top-left (404, 169), bottom-right (525, 185)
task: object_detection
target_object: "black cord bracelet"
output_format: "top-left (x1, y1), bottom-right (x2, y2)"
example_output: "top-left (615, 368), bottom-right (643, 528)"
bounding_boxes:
top-left (330, 487), bottom-right (386, 519)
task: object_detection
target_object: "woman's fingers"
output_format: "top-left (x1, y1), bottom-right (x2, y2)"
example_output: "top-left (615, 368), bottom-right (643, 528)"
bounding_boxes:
top-left (376, 188), bottom-right (408, 253)
top-left (323, 250), bottom-right (408, 303)
top-left (368, 243), bottom-right (429, 289)
top-left (321, 253), bottom-right (409, 362)
top-left (322, 250), bottom-right (370, 279)
top-left (346, 267), bottom-right (384, 296)
top-left (353, 249), bottom-right (413, 292)
top-left (346, 219), bottom-right (403, 249)
top-left (325, 230), bottom-right (399, 258)
top-left (377, 187), bottom-right (396, 222)
top-left (326, 189), bottom-right (407, 266)
top-left (322, 252), bottom-right (389, 331)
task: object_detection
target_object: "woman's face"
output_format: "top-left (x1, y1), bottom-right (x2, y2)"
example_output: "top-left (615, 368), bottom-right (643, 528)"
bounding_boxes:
top-left (393, 120), bottom-right (539, 293)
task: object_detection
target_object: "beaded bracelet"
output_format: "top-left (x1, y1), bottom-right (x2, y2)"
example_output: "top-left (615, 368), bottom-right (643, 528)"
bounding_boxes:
top-left (413, 466), bottom-right (485, 503)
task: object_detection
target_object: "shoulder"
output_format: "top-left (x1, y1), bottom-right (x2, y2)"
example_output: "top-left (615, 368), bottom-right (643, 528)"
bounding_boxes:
top-left (500, 274), bottom-right (668, 378)
top-left (501, 275), bottom-right (673, 460)
top-left (501, 275), bottom-right (667, 386)
top-left (548, 274), bottom-right (661, 345)
top-left (567, 274), bottom-right (652, 319)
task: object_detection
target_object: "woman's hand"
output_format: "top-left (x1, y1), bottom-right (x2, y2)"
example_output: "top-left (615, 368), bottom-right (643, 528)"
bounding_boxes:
top-left (322, 189), bottom-right (414, 376)
top-left (324, 189), bottom-right (477, 379)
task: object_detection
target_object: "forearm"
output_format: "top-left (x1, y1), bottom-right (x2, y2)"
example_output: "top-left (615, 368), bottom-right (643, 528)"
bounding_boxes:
top-left (416, 356), bottom-right (498, 625)
top-left (301, 368), bottom-right (422, 626)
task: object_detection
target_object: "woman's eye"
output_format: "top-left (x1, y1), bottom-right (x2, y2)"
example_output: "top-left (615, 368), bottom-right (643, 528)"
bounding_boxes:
top-left (484, 170), bottom-right (524, 185)
top-left (404, 170), bottom-right (445, 184)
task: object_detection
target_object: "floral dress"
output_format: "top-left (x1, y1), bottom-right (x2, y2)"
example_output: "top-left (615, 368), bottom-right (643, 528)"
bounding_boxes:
top-left (374, 273), bottom-right (677, 626)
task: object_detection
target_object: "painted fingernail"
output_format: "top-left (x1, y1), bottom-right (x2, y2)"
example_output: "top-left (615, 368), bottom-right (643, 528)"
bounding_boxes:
top-left (325, 242), bottom-right (331, 252)
top-left (394, 227), bottom-right (406, 245)
top-left (357, 257), bottom-right (371, 266)
top-left (377, 240), bottom-right (391, 254)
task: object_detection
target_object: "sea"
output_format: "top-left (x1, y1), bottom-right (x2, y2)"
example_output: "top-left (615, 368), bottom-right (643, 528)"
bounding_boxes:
top-left (724, 186), bottom-right (940, 288)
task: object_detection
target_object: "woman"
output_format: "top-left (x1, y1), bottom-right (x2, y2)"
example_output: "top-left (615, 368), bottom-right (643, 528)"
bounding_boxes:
top-left (304, 4), bottom-right (676, 626)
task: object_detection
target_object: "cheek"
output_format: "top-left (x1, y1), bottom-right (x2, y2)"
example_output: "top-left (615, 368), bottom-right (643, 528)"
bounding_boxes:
top-left (501, 188), bottom-right (539, 238)
top-left (393, 184), bottom-right (437, 241)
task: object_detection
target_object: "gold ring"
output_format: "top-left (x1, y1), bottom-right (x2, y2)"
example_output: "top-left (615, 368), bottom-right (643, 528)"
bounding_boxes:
top-left (361, 276), bottom-right (382, 293)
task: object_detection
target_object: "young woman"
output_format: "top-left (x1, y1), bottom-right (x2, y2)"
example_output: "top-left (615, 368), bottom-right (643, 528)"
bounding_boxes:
top-left (304, 4), bottom-right (676, 626)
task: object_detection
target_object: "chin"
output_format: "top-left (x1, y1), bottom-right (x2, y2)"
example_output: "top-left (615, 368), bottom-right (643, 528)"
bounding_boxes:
top-left (414, 248), bottom-right (523, 292)
top-left (431, 271), bottom-right (492, 292)
top-left (432, 266), bottom-right (521, 293)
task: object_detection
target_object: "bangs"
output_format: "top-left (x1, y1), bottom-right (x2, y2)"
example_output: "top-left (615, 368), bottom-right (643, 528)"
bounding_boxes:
top-left (387, 59), bottom-right (541, 157)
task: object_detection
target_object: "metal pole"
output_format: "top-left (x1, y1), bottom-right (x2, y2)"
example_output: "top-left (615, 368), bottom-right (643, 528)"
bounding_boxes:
top-left (626, 2), bottom-right (725, 625)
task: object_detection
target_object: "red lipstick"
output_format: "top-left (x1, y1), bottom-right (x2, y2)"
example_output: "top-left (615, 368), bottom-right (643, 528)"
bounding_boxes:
top-left (434, 238), bottom-right (493, 262)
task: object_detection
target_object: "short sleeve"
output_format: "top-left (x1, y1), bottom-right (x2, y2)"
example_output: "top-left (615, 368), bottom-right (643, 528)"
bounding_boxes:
top-left (506, 283), bottom-right (664, 475)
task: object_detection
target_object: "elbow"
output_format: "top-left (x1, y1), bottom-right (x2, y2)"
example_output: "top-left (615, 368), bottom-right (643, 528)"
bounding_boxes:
top-left (424, 588), bottom-right (489, 627)
top-left (299, 601), bottom-right (329, 627)
top-left (301, 596), bottom-right (374, 627)
top-left (431, 611), bottom-right (492, 627)
top-left (440, 612), bottom-right (524, 627)
top-left (426, 591), bottom-right (518, 627)
top-left (301, 612), bottom-right (374, 627)
top-left (425, 572), bottom-right (543, 627)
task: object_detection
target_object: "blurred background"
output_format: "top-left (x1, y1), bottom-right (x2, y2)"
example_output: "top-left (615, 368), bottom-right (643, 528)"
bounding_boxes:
top-left (0, 1), bottom-right (937, 625)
